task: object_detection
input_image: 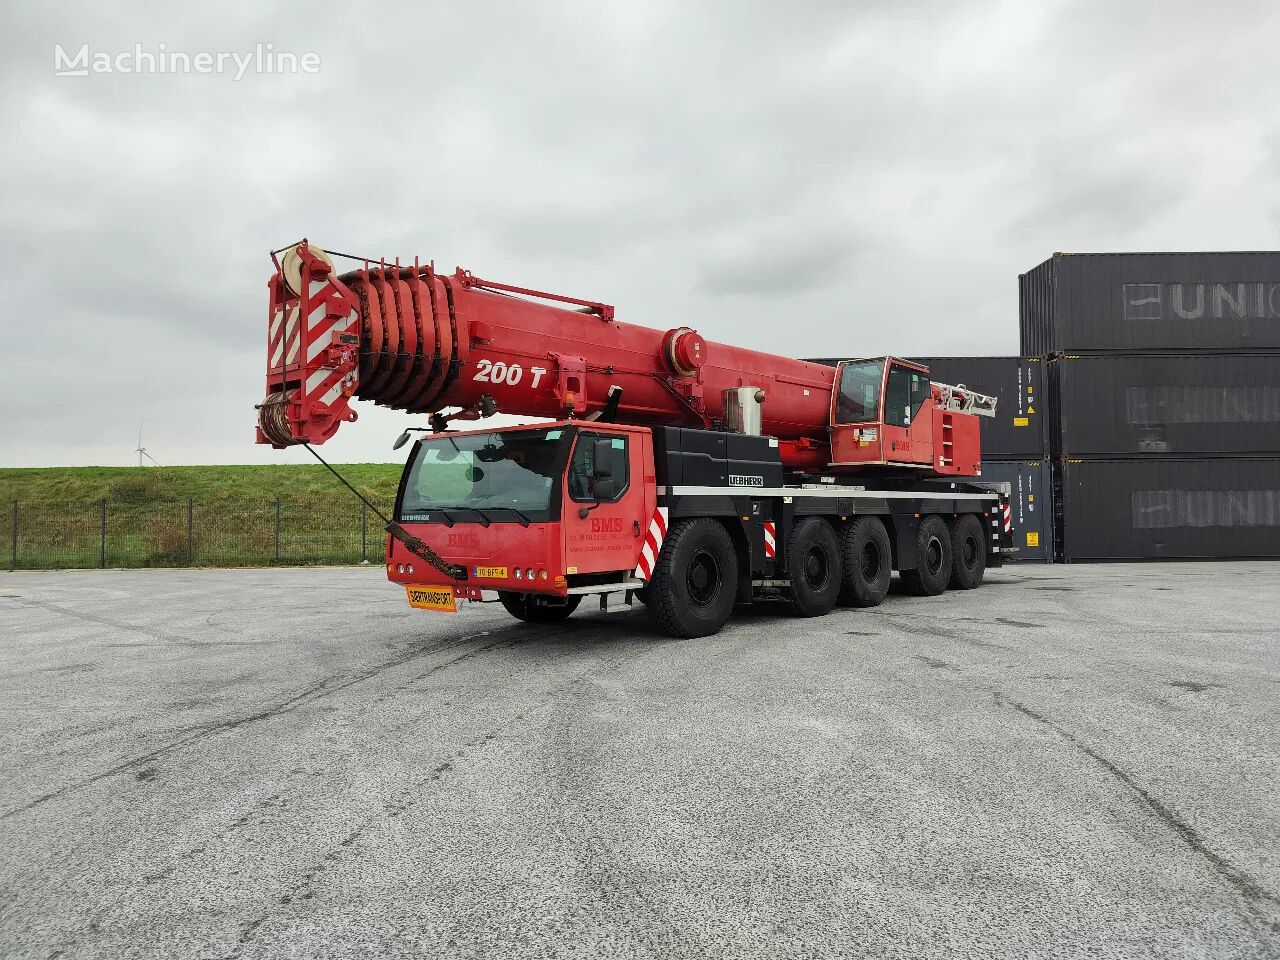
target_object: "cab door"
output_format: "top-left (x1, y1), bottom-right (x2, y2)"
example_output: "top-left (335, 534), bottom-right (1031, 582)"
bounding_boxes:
top-left (561, 429), bottom-right (648, 575)
top-left (882, 361), bottom-right (933, 465)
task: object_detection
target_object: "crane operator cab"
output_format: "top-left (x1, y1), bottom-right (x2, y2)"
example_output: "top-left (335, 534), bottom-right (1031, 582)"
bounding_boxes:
top-left (828, 357), bottom-right (982, 475)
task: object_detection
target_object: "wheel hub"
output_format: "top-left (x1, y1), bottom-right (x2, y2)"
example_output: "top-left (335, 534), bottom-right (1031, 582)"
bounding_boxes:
top-left (687, 549), bottom-right (721, 605)
top-left (926, 536), bottom-right (943, 573)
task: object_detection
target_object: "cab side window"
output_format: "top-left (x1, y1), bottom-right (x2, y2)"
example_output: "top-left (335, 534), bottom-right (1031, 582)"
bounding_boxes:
top-left (568, 432), bottom-right (629, 502)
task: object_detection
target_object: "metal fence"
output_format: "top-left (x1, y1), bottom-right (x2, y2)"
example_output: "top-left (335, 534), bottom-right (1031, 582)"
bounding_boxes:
top-left (3, 497), bottom-right (392, 570)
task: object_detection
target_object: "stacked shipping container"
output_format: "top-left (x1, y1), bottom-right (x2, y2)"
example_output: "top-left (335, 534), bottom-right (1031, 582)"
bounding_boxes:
top-left (1020, 252), bottom-right (1280, 561)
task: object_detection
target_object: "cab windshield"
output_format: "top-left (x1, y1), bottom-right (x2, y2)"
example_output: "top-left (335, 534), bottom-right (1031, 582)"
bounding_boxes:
top-left (399, 428), bottom-right (567, 522)
top-left (836, 360), bottom-right (885, 423)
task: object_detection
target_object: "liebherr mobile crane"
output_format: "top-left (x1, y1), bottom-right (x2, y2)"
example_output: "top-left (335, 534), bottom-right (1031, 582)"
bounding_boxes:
top-left (257, 242), bottom-right (1008, 638)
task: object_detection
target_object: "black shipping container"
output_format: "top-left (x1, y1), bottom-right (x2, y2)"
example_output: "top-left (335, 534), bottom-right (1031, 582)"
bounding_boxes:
top-left (804, 356), bottom-right (1047, 458)
top-left (1054, 458), bottom-right (1280, 561)
top-left (974, 459), bottom-right (1053, 562)
top-left (1020, 252), bottom-right (1280, 355)
top-left (1049, 354), bottom-right (1280, 458)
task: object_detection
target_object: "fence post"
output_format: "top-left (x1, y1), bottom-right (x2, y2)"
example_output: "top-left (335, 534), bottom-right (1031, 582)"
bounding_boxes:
top-left (361, 500), bottom-right (368, 564)
top-left (274, 498), bottom-right (282, 562)
top-left (99, 499), bottom-right (107, 569)
top-left (9, 502), bottom-right (16, 571)
top-left (187, 499), bottom-right (194, 565)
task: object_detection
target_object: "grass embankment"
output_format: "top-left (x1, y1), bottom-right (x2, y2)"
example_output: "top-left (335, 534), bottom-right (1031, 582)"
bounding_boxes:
top-left (0, 464), bottom-right (404, 569)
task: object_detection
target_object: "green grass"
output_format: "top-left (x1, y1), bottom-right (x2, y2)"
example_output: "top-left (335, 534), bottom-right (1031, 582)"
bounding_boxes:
top-left (0, 463), bottom-right (403, 505)
top-left (0, 464), bottom-right (406, 570)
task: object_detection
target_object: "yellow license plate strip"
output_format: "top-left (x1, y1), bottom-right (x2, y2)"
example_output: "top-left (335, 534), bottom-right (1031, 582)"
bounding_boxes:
top-left (406, 585), bottom-right (457, 612)
top-left (473, 566), bottom-right (507, 579)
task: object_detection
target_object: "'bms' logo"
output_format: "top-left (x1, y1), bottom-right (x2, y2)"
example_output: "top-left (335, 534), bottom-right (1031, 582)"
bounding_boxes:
top-left (590, 517), bottom-right (624, 533)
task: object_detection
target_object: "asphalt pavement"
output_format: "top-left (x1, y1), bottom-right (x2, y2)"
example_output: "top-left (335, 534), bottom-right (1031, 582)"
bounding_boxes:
top-left (1, 562), bottom-right (1278, 959)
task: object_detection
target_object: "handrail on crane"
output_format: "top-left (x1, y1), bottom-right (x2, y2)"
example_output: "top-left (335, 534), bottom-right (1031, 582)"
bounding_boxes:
top-left (933, 381), bottom-right (998, 418)
top-left (452, 268), bottom-right (616, 322)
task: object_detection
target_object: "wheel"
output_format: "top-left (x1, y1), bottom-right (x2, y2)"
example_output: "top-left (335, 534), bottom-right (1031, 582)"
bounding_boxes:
top-left (900, 515), bottom-right (952, 596)
top-left (648, 518), bottom-right (739, 638)
top-left (949, 514), bottom-right (987, 590)
top-left (498, 592), bottom-right (581, 623)
top-left (786, 517), bottom-right (842, 617)
top-left (838, 516), bottom-right (892, 608)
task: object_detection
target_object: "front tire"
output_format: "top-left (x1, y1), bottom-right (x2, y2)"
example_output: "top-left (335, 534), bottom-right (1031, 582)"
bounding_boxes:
top-left (949, 514), bottom-right (987, 590)
top-left (838, 516), bottom-right (892, 608)
top-left (498, 592), bottom-right (581, 623)
top-left (786, 517), bottom-right (842, 617)
top-left (649, 519), bottom-right (738, 638)
top-left (900, 515), bottom-right (952, 596)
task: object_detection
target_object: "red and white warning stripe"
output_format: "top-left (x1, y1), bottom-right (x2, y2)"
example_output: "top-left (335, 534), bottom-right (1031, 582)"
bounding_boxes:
top-left (633, 507), bottom-right (670, 581)
top-left (1002, 502), bottom-right (1012, 533)
top-left (763, 521), bottom-right (776, 558)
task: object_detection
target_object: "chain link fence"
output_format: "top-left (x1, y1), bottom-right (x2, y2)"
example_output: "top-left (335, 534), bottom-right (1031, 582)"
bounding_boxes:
top-left (2, 497), bottom-right (392, 570)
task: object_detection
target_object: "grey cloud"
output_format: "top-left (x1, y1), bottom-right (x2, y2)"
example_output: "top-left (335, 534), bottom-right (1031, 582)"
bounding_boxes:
top-left (2, 0), bottom-right (1278, 466)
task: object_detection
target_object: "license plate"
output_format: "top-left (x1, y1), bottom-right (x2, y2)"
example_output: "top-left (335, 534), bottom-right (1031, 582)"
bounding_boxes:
top-left (472, 565), bottom-right (507, 579)
top-left (405, 585), bottom-right (457, 613)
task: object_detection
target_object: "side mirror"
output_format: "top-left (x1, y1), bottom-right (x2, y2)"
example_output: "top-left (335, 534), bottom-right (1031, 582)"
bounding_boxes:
top-left (592, 438), bottom-right (615, 479)
top-left (392, 430), bottom-right (413, 451)
top-left (592, 477), bottom-right (617, 501)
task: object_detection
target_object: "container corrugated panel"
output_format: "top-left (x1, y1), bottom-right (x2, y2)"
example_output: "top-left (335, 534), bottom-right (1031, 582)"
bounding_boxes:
top-left (1019, 252), bottom-right (1280, 355)
top-left (1057, 458), bottom-right (1280, 561)
top-left (804, 356), bottom-right (1047, 458)
top-left (974, 459), bottom-right (1053, 562)
top-left (1051, 354), bottom-right (1280, 457)
top-left (1018, 259), bottom-right (1055, 358)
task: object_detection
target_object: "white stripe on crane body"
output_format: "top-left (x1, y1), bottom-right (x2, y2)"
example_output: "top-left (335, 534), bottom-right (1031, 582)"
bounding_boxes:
top-left (271, 305), bottom-right (299, 369)
top-left (633, 507), bottom-right (669, 581)
top-left (659, 485), bottom-right (998, 501)
top-left (306, 325), bottom-right (336, 363)
top-left (319, 380), bottom-right (346, 407)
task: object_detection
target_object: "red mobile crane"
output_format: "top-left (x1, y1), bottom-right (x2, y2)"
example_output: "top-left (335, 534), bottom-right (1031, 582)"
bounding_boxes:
top-left (257, 242), bottom-right (1008, 637)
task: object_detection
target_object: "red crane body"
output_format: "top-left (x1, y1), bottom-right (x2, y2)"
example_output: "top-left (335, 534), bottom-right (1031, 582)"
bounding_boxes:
top-left (256, 242), bottom-right (992, 475)
top-left (252, 242), bottom-right (1009, 639)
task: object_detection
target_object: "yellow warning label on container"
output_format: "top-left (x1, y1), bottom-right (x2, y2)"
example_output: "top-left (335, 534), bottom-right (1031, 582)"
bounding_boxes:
top-left (1013, 417), bottom-right (1030, 427)
top-left (1026, 532), bottom-right (1040, 547)
top-left (1027, 405), bottom-right (1035, 413)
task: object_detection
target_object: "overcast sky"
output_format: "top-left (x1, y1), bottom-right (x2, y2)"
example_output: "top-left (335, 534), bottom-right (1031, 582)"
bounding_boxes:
top-left (2, 1), bottom-right (1277, 467)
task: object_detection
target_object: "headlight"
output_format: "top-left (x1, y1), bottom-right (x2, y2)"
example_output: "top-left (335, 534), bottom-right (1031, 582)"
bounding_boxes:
top-left (526, 568), bottom-right (535, 580)
top-left (539, 569), bottom-right (548, 581)
top-left (515, 568), bottom-right (523, 580)
top-left (396, 564), bottom-right (404, 574)
top-left (406, 564), bottom-right (414, 575)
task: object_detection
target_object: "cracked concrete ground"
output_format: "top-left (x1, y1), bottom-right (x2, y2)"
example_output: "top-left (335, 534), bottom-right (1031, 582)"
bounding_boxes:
top-left (1, 563), bottom-right (1277, 959)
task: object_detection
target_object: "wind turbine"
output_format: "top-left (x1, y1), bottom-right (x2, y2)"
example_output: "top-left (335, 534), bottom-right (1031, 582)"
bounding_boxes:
top-left (136, 418), bottom-right (158, 467)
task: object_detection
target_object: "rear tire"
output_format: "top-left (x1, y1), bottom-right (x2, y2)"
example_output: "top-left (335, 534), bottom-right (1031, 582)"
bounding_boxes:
top-left (649, 519), bottom-right (739, 638)
top-left (498, 592), bottom-right (581, 623)
top-left (786, 517), bottom-right (842, 617)
top-left (900, 515), bottom-right (951, 596)
top-left (949, 514), bottom-right (987, 590)
top-left (838, 516), bottom-right (892, 608)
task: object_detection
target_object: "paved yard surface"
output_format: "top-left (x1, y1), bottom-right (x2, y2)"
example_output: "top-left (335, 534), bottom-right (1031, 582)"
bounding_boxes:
top-left (1, 563), bottom-right (1278, 959)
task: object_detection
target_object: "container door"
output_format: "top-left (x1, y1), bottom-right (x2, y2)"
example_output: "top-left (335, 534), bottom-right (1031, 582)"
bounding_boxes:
top-left (561, 430), bottom-right (647, 575)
